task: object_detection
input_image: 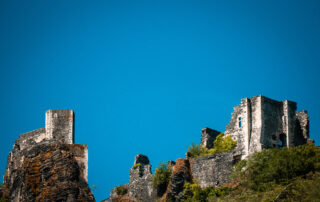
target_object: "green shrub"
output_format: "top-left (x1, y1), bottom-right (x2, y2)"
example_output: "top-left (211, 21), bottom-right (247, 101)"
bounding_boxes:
top-left (234, 144), bottom-right (320, 191)
top-left (183, 182), bottom-right (232, 201)
top-left (187, 133), bottom-right (237, 158)
top-left (187, 143), bottom-right (209, 158)
top-left (115, 185), bottom-right (128, 196)
top-left (209, 133), bottom-right (237, 154)
top-left (132, 163), bottom-right (141, 169)
top-left (152, 162), bottom-right (172, 197)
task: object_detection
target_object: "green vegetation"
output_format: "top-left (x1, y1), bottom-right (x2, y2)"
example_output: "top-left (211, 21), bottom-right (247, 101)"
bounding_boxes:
top-left (115, 185), bottom-right (128, 196)
top-left (132, 163), bottom-right (141, 169)
top-left (187, 133), bottom-right (237, 158)
top-left (183, 182), bottom-right (231, 202)
top-left (152, 162), bottom-right (172, 197)
top-left (181, 144), bottom-right (320, 202)
top-left (187, 143), bottom-right (208, 158)
top-left (234, 143), bottom-right (320, 191)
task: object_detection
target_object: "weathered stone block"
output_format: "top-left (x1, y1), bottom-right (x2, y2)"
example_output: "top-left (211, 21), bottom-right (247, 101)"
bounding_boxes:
top-left (200, 127), bottom-right (221, 149)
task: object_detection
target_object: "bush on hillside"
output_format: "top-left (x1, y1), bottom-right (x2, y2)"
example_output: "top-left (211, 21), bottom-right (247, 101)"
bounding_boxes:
top-left (233, 144), bottom-right (320, 191)
top-left (183, 182), bottom-right (232, 201)
top-left (187, 143), bottom-right (208, 158)
top-left (152, 162), bottom-right (172, 197)
top-left (187, 133), bottom-right (237, 158)
top-left (115, 185), bottom-right (128, 196)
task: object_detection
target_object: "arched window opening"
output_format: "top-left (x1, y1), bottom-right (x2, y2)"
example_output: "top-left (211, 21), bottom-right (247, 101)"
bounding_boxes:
top-left (239, 117), bottom-right (242, 128)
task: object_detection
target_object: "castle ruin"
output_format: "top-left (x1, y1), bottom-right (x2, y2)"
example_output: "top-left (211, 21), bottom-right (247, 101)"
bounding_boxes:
top-left (3, 110), bottom-right (92, 201)
top-left (202, 95), bottom-right (312, 159)
top-left (106, 95), bottom-right (314, 201)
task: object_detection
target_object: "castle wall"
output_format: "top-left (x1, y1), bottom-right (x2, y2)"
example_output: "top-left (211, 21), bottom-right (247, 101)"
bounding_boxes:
top-left (68, 144), bottom-right (88, 182)
top-left (46, 109), bottom-right (74, 144)
top-left (128, 155), bottom-right (156, 201)
top-left (295, 110), bottom-right (310, 145)
top-left (190, 151), bottom-right (241, 188)
top-left (14, 128), bottom-right (46, 151)
top-left (260, 97), bottom-right (285, 149)
top-left (200, 128), bottom-right (221, 149)
top-left (226, 96), bottom-right (262, 158)
top-left (225, 100), bottom-right (248, 157)
top-left (248, 96), bottom-right (262, 156)
top-left (226, 96), bottom-right (309, 159)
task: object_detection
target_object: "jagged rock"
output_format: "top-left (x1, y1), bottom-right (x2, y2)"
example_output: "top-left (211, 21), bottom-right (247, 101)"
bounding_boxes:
top-left (164, 159), bottom-right (191, 202)
top-left (4, 144), bottom-right (94, 201)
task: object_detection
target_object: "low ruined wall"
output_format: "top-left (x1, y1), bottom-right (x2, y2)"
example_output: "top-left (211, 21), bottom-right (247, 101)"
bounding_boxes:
top-left (128, 165), bottom-right (155, 201)
top-left (190, 151), bottom-right (241, 188)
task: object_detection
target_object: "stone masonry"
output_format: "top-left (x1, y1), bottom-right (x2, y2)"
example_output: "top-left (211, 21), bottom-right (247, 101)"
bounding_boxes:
top-left (106, 154), bottom-right (156, 202)
top-left (224, 95), bottom-right (312, 159)
top-left (2, 110), bottom-right (93, 201)
top-left (190, 150), bottom-right (241, 188)
top-left (200, 128), bottom-right (221, 149)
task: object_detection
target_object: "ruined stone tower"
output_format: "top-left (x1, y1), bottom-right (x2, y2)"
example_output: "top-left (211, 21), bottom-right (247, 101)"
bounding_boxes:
top-left (3, 110), bottom-right (92, 201)
top-left (224, 95), bottom-right (311, 159)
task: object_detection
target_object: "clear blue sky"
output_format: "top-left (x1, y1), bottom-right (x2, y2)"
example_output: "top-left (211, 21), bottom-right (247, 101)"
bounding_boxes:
top-left (1, 1), bottom-right (319, 200)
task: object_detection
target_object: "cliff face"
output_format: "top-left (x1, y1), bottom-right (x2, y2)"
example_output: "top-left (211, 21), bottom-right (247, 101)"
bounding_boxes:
top-left (3, 144), bottom-right (94, 201)
top-left (1, 109), bottom-right (94, 201)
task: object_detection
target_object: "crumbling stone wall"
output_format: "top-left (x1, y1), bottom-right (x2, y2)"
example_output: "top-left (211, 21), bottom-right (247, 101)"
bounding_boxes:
top-left (107, 154), bottom-right (156, 202)
top-left (226, 95), bottom-right (312, 159)
top-left (190, 150), bottom-right (241, 188)
top-left (295, 110), bottom-right (312, 145)
top-left (200, 128), bottom-right (221, 149)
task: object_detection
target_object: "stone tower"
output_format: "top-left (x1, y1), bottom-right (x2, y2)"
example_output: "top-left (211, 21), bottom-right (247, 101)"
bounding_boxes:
top-left (45, 109), bottom-right (74, 144)
top-left (225, 95), bottom-right (311, 159)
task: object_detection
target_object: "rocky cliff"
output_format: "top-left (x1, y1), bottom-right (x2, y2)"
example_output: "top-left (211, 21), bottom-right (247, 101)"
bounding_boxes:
top-left (1, 144), bottom-right (94, 201)
top-left (0, 109), bottom-right (95, 202)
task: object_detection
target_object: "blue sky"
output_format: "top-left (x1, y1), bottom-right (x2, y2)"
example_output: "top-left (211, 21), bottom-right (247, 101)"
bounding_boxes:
top-left (1, 1), bottom-right (320, 200)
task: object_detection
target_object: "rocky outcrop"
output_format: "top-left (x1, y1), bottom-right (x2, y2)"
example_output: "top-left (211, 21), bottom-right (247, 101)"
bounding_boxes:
top-left (4, 144), bottom-right (94, 201)
top-left (2, 109), bottom-right (94, 201)
top-left (164, 159), bottom-right (192, 202)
